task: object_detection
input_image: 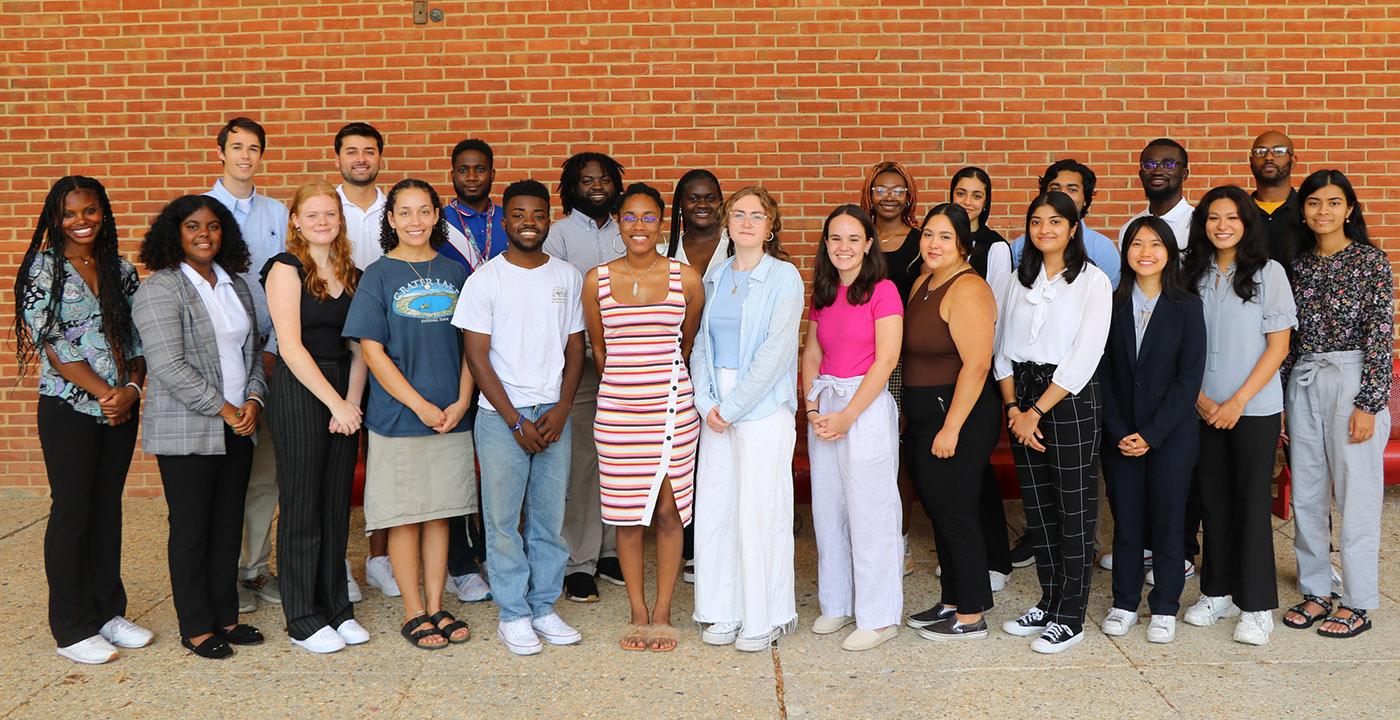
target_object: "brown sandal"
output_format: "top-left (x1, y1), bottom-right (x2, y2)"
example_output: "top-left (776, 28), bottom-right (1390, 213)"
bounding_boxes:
top-left (647, 624), bottom-right (678, 652)
top-left (620, 624), bottom-right (648, 651)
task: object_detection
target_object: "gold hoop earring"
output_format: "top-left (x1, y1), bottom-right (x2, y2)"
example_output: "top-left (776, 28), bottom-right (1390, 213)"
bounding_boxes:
top-left (766, 231), bottom-right (774, 241)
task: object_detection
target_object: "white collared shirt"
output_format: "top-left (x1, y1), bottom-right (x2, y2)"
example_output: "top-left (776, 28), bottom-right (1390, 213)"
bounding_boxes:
top-left (1119, 197), bottom-right (1194, 250)
top-left (993, 263), bottom-right (1113, 394)
top-left (180, 262), bottom-right (250, 406)
top-left (337, 184), bottom-right (386, 270)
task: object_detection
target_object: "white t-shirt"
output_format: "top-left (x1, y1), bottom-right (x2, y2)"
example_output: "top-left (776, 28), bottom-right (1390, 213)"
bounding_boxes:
top-left (451, 254), bottom-right (584, 412)
top-left (180, 262), bottom-right (250, 406)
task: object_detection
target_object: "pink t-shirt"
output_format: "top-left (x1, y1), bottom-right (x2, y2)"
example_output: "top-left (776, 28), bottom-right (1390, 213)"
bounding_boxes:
top-left (809, 279), bottom-right (903, 378)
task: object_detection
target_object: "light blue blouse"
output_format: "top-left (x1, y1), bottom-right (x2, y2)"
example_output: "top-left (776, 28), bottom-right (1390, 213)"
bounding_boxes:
top-left (707, 268), bottom-right (750, 368)
top-left (1197, 259), bottom-right (1296, 416)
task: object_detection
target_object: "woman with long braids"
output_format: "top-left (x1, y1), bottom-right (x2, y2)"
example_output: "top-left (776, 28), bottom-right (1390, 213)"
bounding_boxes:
top-left (17, 176), bottom-right (149, 665)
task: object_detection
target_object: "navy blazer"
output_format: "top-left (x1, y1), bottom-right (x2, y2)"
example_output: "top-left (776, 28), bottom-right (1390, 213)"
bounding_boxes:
top-left (1098, 289), bottom-right (1206, 448)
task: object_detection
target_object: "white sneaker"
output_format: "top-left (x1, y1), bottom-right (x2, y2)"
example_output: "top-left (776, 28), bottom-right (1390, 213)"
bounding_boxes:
top-left (335, 619), bottom-right (370, 645)
top-left (292, 625), bottom-right (346, 654)
top-left (99, 616), bottom-right (153, 649)
top-left (530, 612), bottom-right (581, 645)
top-left (1030, 622), bottom-right (1084, 654)
top-left (812, 614), bottom-right (855, 635)
top-left (935, 564), bottom-right (942, 577)
top-left (1098, 553), bottom-right (1114, 570)
top-left (1183, 595), bottom-right (1240, 627)
top-left (1233, 611), bottom-right (1273, 646)
top-left (365, 556), bottom-right (400, 597)
top-left (498, 618), bottom-right (542, 656)
top-left (1146, 559), bottom-right (1195, 586)
top-left (1002, 606), bottom-right (1049, 637)
top-left (1101, 608), bottom-right (1138, 637)
top-left (57, 635), bottom-right (118, 665)
top-left (1147, 615), bottom-right (1176, 643)
top-left (989, 570), bottom-right (1009, 592)
top-left (841, 626), bottom-right (897, 651)
top-left (701, 621), bottom-right (741, 646)
top-left (682, 561), bottom-right (696, 584)
top-left (346, 560), bottom-right (362, 603)
top-left (735, 625), bottom-right (782, 652)
top-left (449, 573), bottom-right (492, 603)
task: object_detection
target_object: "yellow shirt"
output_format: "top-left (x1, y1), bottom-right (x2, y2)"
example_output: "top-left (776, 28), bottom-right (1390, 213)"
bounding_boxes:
top-left (1255, 199), bottom-right (1285, 215)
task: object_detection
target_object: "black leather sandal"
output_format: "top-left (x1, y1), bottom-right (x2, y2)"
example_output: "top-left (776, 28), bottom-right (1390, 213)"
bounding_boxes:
top-left (181, 634), bottom-right (233, 659)
top-left (400, 614), bottom-right (446, 650)
top-left (429, 610), bottom-right (471, 644)
top-left (1317, 606), bottom-right (1371, 638)
top-left (1282, 594), bottom-right (1334, 630)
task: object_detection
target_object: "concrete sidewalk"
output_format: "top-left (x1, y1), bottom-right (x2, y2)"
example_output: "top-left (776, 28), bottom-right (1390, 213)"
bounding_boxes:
top-left (2, 490), bottom-right (1398, 719)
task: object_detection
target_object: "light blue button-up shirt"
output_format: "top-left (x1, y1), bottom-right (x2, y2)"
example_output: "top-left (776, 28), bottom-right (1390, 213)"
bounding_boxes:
top-left (205, 179), bottom-right (288, 352)
top-left (1011, 223), bottom-right (1122, 289)
top-left (690, 253), bottom-right (803, 423)
top-left (1197, 259), bottom-right (1296, 416)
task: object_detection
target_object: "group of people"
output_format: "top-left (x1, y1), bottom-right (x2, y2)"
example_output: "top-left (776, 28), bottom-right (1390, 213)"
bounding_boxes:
top-left (20, 118), bottom-right (1389, 665)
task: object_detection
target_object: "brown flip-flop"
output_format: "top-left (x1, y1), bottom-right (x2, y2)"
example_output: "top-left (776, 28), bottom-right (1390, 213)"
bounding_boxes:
top-left (620, 624), bottom-right (648, 651)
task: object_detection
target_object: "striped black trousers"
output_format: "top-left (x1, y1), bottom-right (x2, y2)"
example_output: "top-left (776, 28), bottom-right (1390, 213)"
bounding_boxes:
top-left (269, 359), bottom-right (358, 640)
top-left (1010, 362), bottom-right (1101, 631)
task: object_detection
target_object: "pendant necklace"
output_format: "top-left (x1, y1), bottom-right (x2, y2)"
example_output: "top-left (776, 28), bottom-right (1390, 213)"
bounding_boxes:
top-left (622, 253), bottom-right (660, 298)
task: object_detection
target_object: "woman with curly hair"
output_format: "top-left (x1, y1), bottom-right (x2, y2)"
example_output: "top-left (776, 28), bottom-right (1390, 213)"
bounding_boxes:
top-left (342, 179), bottom-right (475, 650)
top-left (15, 176), bottom-right (149, 665)
top-left (132, 194), bottom-right (266, 660)
top-left (262, 181), bottom-right (369, 653)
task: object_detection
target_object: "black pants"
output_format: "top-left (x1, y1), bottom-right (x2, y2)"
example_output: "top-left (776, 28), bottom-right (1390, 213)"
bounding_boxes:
top-left (1196, 415), bottom-right (1280, 612)
top-left (1011, 362), bottom-right (1101, 631)
top-left (904, 383), bottom-right (1001, 615)
top-left (1102, 423), bottom-right (1197, 616)
top-left (38, 396), bottom-right (138, 647)
top-left (977, 463), bottom-right (1012, 574)
top-left (447, 514), bottom-right (486, 577)
top-left (158, 427), bottom-right (254, 639)
top-left (269, 360), bottom-right (358, 640)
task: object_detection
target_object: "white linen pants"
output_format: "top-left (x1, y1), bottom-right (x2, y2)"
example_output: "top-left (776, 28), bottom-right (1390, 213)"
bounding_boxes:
top-left (807, 375), bottom-right (903, 630)
top-left (692, 369), bottom-right (798, 637)
top-left (1287, 350), bottom-right (1389, 610)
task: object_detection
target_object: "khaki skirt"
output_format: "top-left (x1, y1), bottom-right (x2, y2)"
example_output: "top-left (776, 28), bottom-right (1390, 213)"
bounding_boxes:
top-left (364, 430), bottom-right (476, 532)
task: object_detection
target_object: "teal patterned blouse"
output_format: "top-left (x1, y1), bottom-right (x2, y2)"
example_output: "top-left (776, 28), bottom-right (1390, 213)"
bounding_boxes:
top-left (21, 252), bottom-right (142, 421)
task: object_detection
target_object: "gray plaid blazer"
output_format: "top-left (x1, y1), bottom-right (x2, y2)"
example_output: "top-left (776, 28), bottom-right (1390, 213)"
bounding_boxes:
top-left (131, 268), bottom-right (267, 456)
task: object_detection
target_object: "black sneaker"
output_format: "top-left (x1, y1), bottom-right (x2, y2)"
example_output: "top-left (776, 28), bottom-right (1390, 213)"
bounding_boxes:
top-left (1009, 537), bottom-right (1036, 568)
top-left (564, 572), bottom-right (599, 602)
top-left (905, 604), bottom-right (956, 629)
top-left (918, 617), bottom-right (989, 641)
top-left (1030, 622), bottom-right (1084, 654)
top-left (595, 557), bottom-right (625, 586)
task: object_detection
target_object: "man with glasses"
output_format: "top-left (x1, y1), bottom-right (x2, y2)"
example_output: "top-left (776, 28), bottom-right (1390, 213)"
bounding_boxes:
top-left (1118, 138), bottom-right (1193, 249)
top-left (1248, 131), bottom-right (1301, 267)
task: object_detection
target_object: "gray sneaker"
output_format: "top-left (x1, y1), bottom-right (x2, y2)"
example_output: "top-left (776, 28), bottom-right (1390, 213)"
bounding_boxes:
top-left (237, 583), bottom-right (257, 614)
top-left (241, 573), bottom-right (281, 604)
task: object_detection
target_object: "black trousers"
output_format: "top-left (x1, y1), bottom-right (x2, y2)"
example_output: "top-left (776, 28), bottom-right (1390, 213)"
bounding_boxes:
top-left (1011, 362), bottom-right (1101, 631)
top-left (38, 396), bottom-right (138, 647)
top-left (1102, 423), bottom-right (1197, 616)
top-left (1196, 415), bottom-right (1280, 612)
top-left (977, 463), bottom-right (1013, 574)
top-left (269, 360), bottom-right (358, 640)
top-left (447, 514), bottom-right (486, 577)
top-left (158, 427), bottom-right (254, 639)
top-left (904, 382), bottom-right (1002, 615)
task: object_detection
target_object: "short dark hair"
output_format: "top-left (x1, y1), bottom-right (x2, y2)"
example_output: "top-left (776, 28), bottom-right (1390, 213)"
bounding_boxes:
top-left (503, 179), bottom-right (550, 208)
top-left (1037, 159), bottom-right (1098, 217)
top-left (334, 122), bottom-right (383, 153)
top-left (614, 182), bottom-right (664, 218)
top-left (1183, 185), bottom-right (1269, 303)
top-left (1144, 138), bottom-right (1189, 166)
top-left (451, 138), bottom-right (494, 167)
top-left (378, 179), bottom-right (449, 253)
top-left (1017, 191), bottom-right (1089, 289)
top-left (812, 204), bottom-right (887, 310)
top-left (140, 195), bottom-right (251, 274)
top-left (217, 117), bottom-right (266, 151)
top-left (559, 152), bottom-right (625, 214)
top-left (669, 169), bottom-right (723, 257)
top-left (1297, 168), bottom-right (1372, 254)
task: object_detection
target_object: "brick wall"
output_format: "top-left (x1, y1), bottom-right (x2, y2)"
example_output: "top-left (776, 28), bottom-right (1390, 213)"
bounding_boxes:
top-left (3, 0), bottom-right (1397, 494)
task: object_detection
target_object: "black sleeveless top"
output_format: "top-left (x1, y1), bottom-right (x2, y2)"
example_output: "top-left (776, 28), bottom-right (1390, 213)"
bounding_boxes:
top-left (260, 253), bottom-right (358, 364)
top-left (969, 225), bottom-right (1008, 280)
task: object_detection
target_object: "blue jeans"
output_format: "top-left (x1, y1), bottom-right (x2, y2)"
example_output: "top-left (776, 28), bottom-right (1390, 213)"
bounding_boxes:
top-left (476, 405), bottom-right (572, 622)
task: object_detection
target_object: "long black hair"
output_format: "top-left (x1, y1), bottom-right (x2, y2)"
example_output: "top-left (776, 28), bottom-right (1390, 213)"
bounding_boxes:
top-left (1297, 169), bottom-right (1372, 255)
top-left (668, 169), bottom-right (722, 259)
top-left (1114, 215), bottom-right (1190, 306)
top-left (1183, 185), bottom-right (1269, 303)
top-left (139, 195), bottom-right (250, 274)
top-left (559, 151), bottom-right (625, 215)
top-left (948, 166), bottom-right (992, 230)
top-left (1016, 191), bottom-right (1088, 288)
top-left (379, 178), bottom-right (449, 253)
top-left (14, 176), bottom-right (137, 381)
top-left (812, 204), bottom-right (888, 309)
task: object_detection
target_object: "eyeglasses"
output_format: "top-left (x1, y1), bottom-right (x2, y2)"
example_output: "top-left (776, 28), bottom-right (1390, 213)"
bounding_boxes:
top-left (1250, 145), bottom-right (1292, 158)
top-left (872, 186), bottom-right (908, 199)
top-left (729, 210), bottom-right (769, 225)
top-left (1139, 159), bottom-right (1181, 171)
top-left (619, 213), bottom-right (660, 225)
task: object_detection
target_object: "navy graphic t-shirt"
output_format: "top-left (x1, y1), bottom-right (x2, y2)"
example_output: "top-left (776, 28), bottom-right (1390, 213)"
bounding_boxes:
top-left (343, 255), bottom-right (470, 437)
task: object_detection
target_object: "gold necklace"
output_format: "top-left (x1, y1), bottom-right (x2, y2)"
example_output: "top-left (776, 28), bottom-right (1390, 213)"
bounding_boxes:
top-left (395, 252), bottom-right (433, 283)
top-left (922, 262), bottom-right (971, 301)
top-left (621, 253), bottom-right (660, 298)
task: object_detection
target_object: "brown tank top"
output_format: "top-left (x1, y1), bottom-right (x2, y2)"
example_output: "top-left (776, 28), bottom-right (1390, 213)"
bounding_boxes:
top-left (903, 268), bottom-right (976, 387)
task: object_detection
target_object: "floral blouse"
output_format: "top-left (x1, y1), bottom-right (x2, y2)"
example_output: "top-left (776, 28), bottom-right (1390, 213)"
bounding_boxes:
top-left (21, 252), bottom-right (142, 421)
top-left (1283, 242), bottom-right (1394, 414)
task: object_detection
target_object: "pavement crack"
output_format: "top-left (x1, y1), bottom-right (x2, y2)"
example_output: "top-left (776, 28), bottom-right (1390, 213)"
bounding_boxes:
top-left (771, 643), bottom-right (787, 719)
top-left (0, 514), bottom-right (48, 541)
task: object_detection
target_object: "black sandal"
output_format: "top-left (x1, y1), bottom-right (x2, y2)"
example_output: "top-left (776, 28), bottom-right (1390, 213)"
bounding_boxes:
top-left (1317, 606), bottom-right (1371, 638)
top-left (429, 610), bottom-right (471, 644)
top-left (218, 623), bottom-right (264, 645)
top-left (400, 614), bottom-right (447, 650)
top-left (181, 634), bottom-right (233, 659)
top-left (1283, 594), bottom-right (1334, 630)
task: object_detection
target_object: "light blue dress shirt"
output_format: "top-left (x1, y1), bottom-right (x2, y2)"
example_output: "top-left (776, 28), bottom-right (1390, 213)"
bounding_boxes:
top-left (1011, 224), bottom-right (1122, 289)
top-left (205, 179), bottom-right (288, 352)
top-left (1197, 259), bottom-right (1296, 416)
